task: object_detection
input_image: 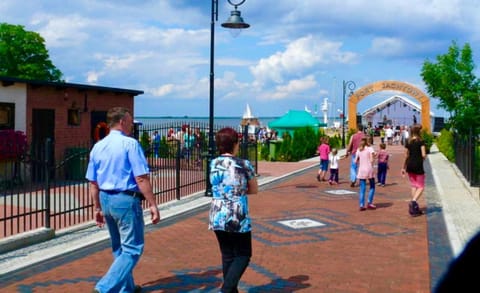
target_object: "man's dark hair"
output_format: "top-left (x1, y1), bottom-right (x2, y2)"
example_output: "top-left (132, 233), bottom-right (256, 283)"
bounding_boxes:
top-left (107, 107), bottom-right (131, 127)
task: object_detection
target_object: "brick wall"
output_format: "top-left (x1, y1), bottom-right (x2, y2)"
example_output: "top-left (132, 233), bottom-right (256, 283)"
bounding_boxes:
top-left (26, 85), bottom-right (134, 161)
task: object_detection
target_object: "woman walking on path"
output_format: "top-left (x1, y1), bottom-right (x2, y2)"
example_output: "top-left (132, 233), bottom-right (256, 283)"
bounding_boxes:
top-left (208, 127), bottom-right (258, 293)
top-left (401, 124), bottom-right (427, 217)
top-left (317, 136), bottom-right (330, 182)
top-left (355, 138), bottom-right (376, 211)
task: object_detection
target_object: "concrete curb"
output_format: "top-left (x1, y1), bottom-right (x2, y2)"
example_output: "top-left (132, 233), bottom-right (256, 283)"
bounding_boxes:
top-left (428, 144), bottom-right (480, 256)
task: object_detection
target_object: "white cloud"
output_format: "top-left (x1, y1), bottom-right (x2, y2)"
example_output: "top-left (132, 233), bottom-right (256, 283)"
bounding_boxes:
top-left (95, 51), bottom-right (154, 72)
top-left (276, 75), bottom-right (317, 94)
top-left (250, 35), bottom-right (357, 86)
top-left (31, 13), bottom-right (91, 48)
top-left (258, 75), bottom-right (319, 100)
top-left (1, 0), bottom-right (479, 117)
top-left (370, 37), bottom-right (406, 57)
top-left (150, 84), bottom-right (174, 97)
top-left (86, 71), bottom-right (102, 84)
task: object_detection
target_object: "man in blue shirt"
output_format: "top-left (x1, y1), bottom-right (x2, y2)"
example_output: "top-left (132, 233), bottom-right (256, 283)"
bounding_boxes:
top-left (86, 107), bottom-right (160, 293)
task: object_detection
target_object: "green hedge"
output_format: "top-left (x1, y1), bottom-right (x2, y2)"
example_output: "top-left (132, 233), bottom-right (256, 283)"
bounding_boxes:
top-left (436, 129), bottom-right (455, 161)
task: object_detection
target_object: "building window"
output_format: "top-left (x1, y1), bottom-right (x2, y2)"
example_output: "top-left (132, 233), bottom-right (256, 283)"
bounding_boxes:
top-left (68, 108), bottom-right (80, 126)
top-left (0, 102), bottom-right (15, 130)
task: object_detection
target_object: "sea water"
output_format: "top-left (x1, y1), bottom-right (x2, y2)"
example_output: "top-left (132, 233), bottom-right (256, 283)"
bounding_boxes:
top-left (135, 116), bottom-right (278, 130)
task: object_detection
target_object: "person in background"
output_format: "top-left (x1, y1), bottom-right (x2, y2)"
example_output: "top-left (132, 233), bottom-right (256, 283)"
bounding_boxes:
top-left (368, 125), bottom-right (375, 145)
top-left (377, 143), bottom-right (390, 186)
top-left (328, 148), bottom-right (343, 185)
top-left (402, 124), bottom-right (427, 217)
top-left (385, 125), bottom-right (394, 145)
top-left (355, 138), bottom-right (376, 211)
top-left (86, 107), bottom-right (160, 293)
top-left (152, 130), bottom-right (160, 158)
top-left (209, 127), bottom-right (258, 293)
top-left (317, 136), bottom-right (330, 182)
top-left (193, 127), bottom-right (203, 169)
top-left (401, 125), bottom-right (410, 146)
top-left (183, 126), bottom-right (195, 164)
top-left (167, 128), bottom-right (175, 141)
top-left (346, 124), bottom-right (365, 187)
top-left (380, 127), bottom-right (386, 144)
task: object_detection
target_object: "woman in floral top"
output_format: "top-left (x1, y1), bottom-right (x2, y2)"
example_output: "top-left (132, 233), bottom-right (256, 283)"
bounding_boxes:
top-left (209, 127), bottom-right (258, 293)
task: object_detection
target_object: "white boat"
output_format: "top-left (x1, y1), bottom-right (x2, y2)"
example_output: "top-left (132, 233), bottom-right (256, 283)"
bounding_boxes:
top-left (240, 103), bottom-right (261, 135)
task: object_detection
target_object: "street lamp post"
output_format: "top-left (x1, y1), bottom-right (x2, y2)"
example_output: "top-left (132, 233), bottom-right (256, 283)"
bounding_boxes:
top-left (205, 0), bottom-right (250, 197)
top-left (342, 80), bottom-right (356, 148)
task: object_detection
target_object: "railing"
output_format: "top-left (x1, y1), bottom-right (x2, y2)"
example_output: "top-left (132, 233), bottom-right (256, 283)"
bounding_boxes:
top-left (0, 121), bottom-right (258, 238)
top-left (454, 132), bottom-right (480, 187)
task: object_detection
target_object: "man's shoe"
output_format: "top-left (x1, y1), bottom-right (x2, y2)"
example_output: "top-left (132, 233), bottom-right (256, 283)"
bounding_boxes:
top-left (359, 207), bottom-right (366, 211)
top-left (316, 174), bottom-right (321, 182)
top-left (367, 203), bottom-right (377, 210)
top-left (350, 181), bottom-right (355, 187)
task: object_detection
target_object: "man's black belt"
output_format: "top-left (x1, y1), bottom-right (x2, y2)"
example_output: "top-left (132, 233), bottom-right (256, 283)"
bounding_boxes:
top-left (101, 189), bottom-right (145, 200)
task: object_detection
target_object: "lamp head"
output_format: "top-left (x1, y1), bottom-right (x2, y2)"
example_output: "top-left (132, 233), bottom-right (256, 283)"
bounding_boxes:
top-left (221, 9), bottom-right (250, 29)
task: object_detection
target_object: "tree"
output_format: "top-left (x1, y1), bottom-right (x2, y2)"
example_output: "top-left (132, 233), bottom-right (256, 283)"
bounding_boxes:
top-left (0, 23), bottom-right (63, 82)
top-left (421, 41), bottom-right (480, 136)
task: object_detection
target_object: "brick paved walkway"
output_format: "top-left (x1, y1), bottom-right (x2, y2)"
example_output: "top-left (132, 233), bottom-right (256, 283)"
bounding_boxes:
top-left (0, 140), bottom-right (439, 292)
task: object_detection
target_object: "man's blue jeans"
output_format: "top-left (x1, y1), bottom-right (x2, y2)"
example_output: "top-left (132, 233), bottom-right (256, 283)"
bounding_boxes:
top-left (350, 154), bottom-right (358, 183)
top-left (96, 192), bottom-right (145, 293)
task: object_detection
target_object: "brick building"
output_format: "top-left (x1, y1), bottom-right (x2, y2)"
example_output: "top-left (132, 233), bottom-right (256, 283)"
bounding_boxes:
top-left (0, 76), bottom-right (143, 162)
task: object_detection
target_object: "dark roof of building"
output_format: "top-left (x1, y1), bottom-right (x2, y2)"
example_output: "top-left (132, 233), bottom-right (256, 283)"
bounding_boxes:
top-left (0, 76), bottom-right (144, 96)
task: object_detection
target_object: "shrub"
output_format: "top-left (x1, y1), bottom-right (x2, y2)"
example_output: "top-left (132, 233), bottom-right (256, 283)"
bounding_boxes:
top-left (260, 143), bottom-right (270, 161)
top-left (421, 130), bottom-right (434, 154)
top-left (0, 130), bottom-right (27, 161)
top-left (436, 129), bottom-right (455, 161)
top-left (328, 133), bottom-right (342, 150)
top-left (277, 132), bottom-right (293, 162)
top-left (140, 131), bottom-right (151, 156)
top-left (291, 127), bottom-right (317, 161)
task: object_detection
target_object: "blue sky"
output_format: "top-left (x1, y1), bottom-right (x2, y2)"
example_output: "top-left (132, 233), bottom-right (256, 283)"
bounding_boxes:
top-left (1, 0), bottom-right (479, 118)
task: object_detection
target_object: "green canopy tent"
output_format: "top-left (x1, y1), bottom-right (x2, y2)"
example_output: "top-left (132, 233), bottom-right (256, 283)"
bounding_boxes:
top-left (268, 110), bottom-right (326, 137)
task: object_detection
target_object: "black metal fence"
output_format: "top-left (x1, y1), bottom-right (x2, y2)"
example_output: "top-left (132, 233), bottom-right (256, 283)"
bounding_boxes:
top-left (454, 133), bottom-right (480, 187)
top-left (0, 121), bottom-right (258, 238)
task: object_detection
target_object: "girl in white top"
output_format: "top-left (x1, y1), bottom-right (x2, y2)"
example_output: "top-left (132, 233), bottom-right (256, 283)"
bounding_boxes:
top-left (328, 148), bottom-right (341, 185)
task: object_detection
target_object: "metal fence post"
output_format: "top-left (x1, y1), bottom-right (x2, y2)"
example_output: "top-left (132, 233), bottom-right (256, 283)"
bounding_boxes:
top-left (175, 139), bottom-right (181, 200)
top-left (242, 124), bottom-right (248, 160)
top-left (44, 138), bottom-right (52, 229)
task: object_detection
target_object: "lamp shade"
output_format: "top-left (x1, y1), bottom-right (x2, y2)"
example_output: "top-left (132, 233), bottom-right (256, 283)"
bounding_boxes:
top-left (221, 10), bottom-right (250, 29)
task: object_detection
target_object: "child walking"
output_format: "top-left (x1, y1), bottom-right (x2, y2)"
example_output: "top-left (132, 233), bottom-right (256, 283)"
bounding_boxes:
top-left (377, 143), bottom-right (389, 186)
top-left (317, 136), bottom-right (330, 182)
top-left (355, 138), bottom-right (376, 211)
top-left (328, 148), bottom-right (341, 185)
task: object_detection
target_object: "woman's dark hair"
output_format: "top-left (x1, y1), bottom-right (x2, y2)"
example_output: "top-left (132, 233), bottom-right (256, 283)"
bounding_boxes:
top-left (216, 127), bottom-right (239, 154)
top-left (408, 124), bottom-right (423, 143)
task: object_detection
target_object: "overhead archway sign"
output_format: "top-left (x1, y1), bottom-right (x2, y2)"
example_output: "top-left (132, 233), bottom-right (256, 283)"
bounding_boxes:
top-left (348, 80), bottom-right (431, 131)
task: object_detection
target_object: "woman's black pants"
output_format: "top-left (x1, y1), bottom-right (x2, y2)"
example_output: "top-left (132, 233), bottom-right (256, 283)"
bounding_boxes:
top-left (214, 230), bottom-right (252, 293)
